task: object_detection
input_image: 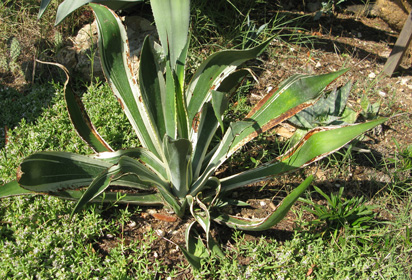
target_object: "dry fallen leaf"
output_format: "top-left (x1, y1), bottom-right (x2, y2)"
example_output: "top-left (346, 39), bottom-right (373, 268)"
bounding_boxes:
top-left (306, 264), bottom-right (317, 277)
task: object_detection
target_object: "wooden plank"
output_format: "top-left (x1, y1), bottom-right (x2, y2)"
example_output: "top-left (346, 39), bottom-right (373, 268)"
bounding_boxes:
top-left (384, 10), bottom-right (412, 76)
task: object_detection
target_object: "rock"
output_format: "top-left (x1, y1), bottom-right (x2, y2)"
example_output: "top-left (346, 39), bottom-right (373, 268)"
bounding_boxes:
top-left (374, 0), bottom-right (412, 31)
top-left (56, 16), bottom-right (158, 82)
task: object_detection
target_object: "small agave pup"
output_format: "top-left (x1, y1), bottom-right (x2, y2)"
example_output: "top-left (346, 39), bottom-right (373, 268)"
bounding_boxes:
top-left (1, 0), bottom-right (386, 268)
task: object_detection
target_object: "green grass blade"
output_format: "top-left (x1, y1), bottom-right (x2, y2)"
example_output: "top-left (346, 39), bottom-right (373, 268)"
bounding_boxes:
top-left (213, 176), bottom-right (313, 231)
top-left (65, 85), bottom-right (113, 153)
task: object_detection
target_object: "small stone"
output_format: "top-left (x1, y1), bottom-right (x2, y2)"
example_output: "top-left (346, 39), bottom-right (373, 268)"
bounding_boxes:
top-left (368, 72), bottom-right (376, 79)
top-left (259, 200), bottom-right (266, 207)
top-left (128, 221), bottom-right (137, 228)
top-left (378, 91), bottom-right (386, 97)
top-left (147, 209), bottom-right (157, 215)
top-left (155, 229), bottom-right (165, 237)
top-left (106, 233), bottom-right (114, 239)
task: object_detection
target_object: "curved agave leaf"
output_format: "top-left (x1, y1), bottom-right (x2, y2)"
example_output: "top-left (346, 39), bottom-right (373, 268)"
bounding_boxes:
top-left (17, 152), bottom-right (150, 193)
top-left (0, 181), bottom-right (36, 198)
top-left (54, 190), bottom-right (163, 205)
top-left (186, 38), bottom-right (273, 124)
top-left (91, 4), bottom-right (163, 158)
top-left (53, 0), bottom-right (142, 25)
top-left (18, 152), bottom-right (111, 192)
top-left (228, 69), bottom-right (349, 156)
top-left (71, 164), bottom-right (122, 216)
top-left (220, 118), bottom-right (387, 192)
top-left (188, 195), bottom-right (225, 257)
top-left (213, 176), bottom-right (313, 231)
top-left (191, 121), bottom-right (254, 196)
top-left (180, 221), bottom-right (204, 270)
top-left (65, 85), bottom-right (114, 153)
top-left (116, 156), bottom-right (184, 215)
top-left (93, 148), bottom-right (167, 180)
top-left (163, 136), bottom-right (192, 198)
top-left (38, 0), bottom-right (52, 19)
top-left (150, 0), bottom-right (190, 72)
top-left (192, 70), bottom-right (348, 194)
top-left (139, 36), bottom-right (167, 139)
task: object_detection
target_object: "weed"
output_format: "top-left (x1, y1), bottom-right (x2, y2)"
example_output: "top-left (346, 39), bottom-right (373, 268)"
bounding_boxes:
top-left (300, 186), bottom-right (377, 238)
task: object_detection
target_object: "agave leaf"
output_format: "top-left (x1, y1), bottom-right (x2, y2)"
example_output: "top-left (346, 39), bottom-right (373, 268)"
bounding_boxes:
top-left (17, 151), bottom-right (152, 192)
top-left (38, 0), bottom-right (52, 19)
top-left (180, 221), bottom-right (204, 270)
top-left (91, 4), bottom-right (163, 158)
top-left (216, 69), bottom-right (251, 95)
top-left (71, 164), bottom-right (122, 217)
top-left (289, 80), bottom-right (353, 129)
top-left (188, 195), bottom-right (225, 257)
top-left (93, 148), bottom-right (167, 180)
top-left (65, 85), bottom-right (113, 153)
top-left (228, 70), bottom-right (349, 156)
top-left (176, 78), bottom-right (190, 139)
top-left (186, 38), bottom-right (273, 124)
top-left (213, 176), bottom-right (313, 231)
top-left (116, 156), bottom-right (169, 190)
top-left (211, 90), bottom-right (229, 134)
top-left (18, 152), bottom-right (111, 192)
top-left (164, 62), bottom-right (178, 138)
top-left (139, 36), bottom-right (167, 138)
top-left (191, 121), bottom-right (254, 196)
top-left (191, 103), bottom-right (219, 179)
top-left (54, 0), bottom-right (142, 25)
top-left (54, 189), bottom-right (164, 205)
top-left (116, 156), bottom-right (184, 215)
top-left (0, 181), bottom-right (36, 198)
top-left (220, 118), bottom-right (387, 192)
top-left (150, 0), bottom-right (190, 72)
top-left (163, 136), bottom-right (192, 198)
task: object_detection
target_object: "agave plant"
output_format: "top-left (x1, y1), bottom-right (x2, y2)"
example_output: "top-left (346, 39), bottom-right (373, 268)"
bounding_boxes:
top-left (1, 0), bottom-right (386, 268)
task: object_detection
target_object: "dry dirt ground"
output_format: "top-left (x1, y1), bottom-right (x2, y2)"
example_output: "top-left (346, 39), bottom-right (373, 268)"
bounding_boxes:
top-left (93, 10), bottom-right (412, 277)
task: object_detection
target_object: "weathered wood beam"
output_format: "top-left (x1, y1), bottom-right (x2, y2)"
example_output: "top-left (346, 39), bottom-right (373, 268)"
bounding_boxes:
top-left (383, 11), bottom-right (412, 76)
